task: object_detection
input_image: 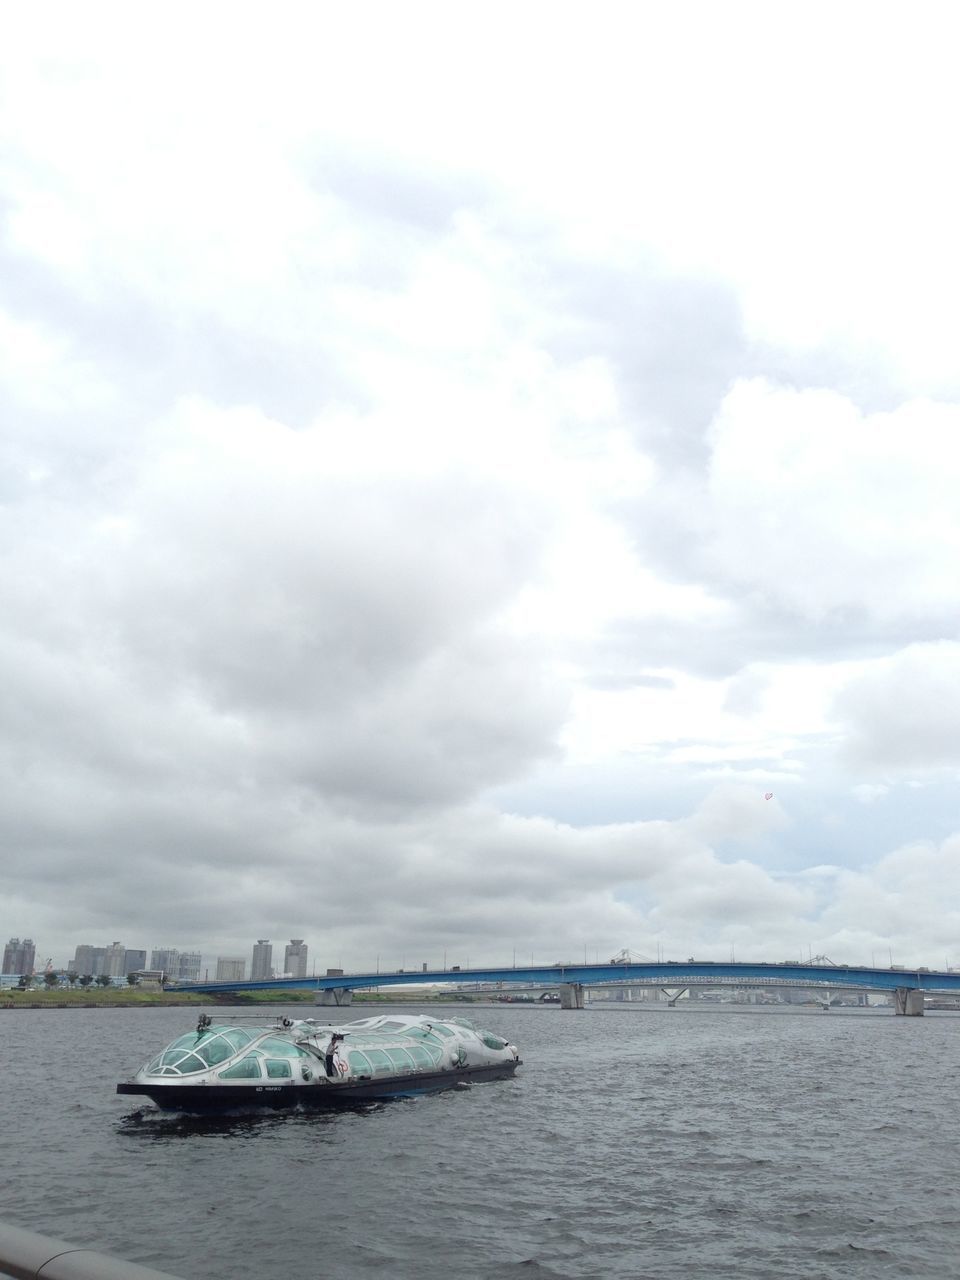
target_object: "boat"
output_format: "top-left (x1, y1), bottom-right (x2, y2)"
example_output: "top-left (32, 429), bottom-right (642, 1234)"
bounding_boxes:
top-left (116, 1012), bottom-right (521, 1112)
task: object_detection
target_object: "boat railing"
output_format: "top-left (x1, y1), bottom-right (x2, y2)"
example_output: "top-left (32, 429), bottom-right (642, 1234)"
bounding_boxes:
top-left (0, 1219), bottom-right (188, 1280)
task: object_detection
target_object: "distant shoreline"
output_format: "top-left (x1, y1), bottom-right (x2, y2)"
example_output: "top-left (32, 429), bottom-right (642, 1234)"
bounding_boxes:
top-left (0, 989), bottom-right (477, 1010)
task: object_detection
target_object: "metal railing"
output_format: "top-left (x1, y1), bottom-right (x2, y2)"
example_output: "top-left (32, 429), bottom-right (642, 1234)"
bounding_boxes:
top-left (0, 1220), bottom-right (188, 1280)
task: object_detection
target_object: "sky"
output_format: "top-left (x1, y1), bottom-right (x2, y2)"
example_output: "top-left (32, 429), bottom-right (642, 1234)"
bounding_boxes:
top-left (3, 2), bottom-right (960, 972)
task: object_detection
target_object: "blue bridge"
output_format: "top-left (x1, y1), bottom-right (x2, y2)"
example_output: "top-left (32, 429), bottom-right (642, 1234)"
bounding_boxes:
top-left (171, 961), bottom-right (960, 1015)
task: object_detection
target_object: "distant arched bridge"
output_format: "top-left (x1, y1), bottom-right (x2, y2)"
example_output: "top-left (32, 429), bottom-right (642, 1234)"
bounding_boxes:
top-left (171, 960), bottom-right (960, 1015)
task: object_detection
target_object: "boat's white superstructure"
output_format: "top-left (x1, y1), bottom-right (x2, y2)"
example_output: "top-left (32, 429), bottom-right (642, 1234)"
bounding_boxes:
top-left (117, 1012), bottom-right (520, 1111)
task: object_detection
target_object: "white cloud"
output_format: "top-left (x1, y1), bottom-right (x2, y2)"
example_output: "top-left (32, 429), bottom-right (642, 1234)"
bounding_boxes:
top-left (833, 643), bottom-right (960, 772)
top-left (706, 381), bottom-right (960, 621)
top-left (852, 784), bottom-right (889, 806)
top-left (3, 5), bottom-right (960, 967)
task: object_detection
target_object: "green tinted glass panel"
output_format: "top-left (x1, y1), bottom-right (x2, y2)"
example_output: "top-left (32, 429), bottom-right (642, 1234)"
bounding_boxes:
top-left (259, 1038), bottom-right (307, 1058)
top-left (174, 1053), bottom-right (208, 1075)
top-left (348, 1051), bottom-right (372, 1075)
top-left (195, 1038), bottom-right (235, 1066)
top-left (480, 1033), bottom-right (507, 1049)
top-left (343, 1034), bottom-right (406, 1050)
top-left (364, 1049), bottom-right (391, 1073)
top-left (408, 1046), bottom-right (433, 1068)
top-left (406, 1028), bottom-right (441, 1042)
top-left (219, 1056), bottom-right (262, 1079)
top-left (223, 1030), bottom-right (255, 1052)
top-left (432, 1025), bottom-right (453, 1037)
top-left (386, 1048), bottom-right (415, 1070)
top-left (265, 1060), bottom-right (292, 1079)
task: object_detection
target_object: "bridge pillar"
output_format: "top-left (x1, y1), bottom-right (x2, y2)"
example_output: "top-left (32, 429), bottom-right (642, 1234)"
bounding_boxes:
top-left (315, 987), bottom-right (353, 1007)
top-left (560, 983), bottom-right (585, 1010)
top-left (893, 987), bottom-right (924, 1016)
top-left (662, 987), bottom-right (688, 1008)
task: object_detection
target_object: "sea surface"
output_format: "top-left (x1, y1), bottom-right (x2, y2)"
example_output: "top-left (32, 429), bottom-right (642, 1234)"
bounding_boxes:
top-left (2, 1002), bottom-right (960, 1279)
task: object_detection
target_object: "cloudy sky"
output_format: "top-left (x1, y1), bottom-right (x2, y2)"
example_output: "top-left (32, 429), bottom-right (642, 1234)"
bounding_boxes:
top-left (3, 3), bottom-right (960, 973)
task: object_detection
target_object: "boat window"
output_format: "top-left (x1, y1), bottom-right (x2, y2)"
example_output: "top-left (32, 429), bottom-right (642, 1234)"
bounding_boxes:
top-left (194, 1037), bottom-right (236, 1067)
top-left (219, 1056), bottom-right (263, 1080)
top-left (385, 1047), bottom-right (416, 1071)
top-left (431, 1025), bottom-right (453, 1037)
top-left (258, 1037), bottom-right (308, 1058)
top-left (156, 1050), bottom-right (207, 1075)
top-left (222, 1029), bottom-right (255, 1052)
top-left (363, 1049), bottom-right (392, 1074)
top-left (379, 1021), bottom-right (407, 1031)
top-left (407, 1030), bottom-right (444, 1048)
top-left (347, 1051), bottom-right (372, 1076)
top-left (153, 1028), bottom-right (253, 1071)
top-left (408, 1046), bottom-right (433, 1069)
top-left (480, 1032), bottom-right (508, 1050)
top-left (448, 1017), bottom-right (476, 1031)
top-left (265, 1060), bottom-right (293, 1079)
top-left (339, 1034), bottom-right (405, 1052)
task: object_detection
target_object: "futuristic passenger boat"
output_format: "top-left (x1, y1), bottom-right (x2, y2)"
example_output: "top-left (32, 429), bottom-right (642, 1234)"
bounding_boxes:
top-left (116, 1012), bottom-right (521, 1112)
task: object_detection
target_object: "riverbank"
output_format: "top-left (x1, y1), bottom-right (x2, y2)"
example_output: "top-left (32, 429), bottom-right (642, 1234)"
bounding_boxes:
top-left (0, 991), bottom-right (209, 1009)
top-left (0, 988), bottom-right (480, 1009)
top-left (0, 989), bottom-right (310, 1010)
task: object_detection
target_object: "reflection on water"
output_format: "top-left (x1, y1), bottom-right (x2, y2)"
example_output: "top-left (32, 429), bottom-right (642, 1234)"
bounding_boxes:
top-left (115, 1101), bottom-right (384, 1141)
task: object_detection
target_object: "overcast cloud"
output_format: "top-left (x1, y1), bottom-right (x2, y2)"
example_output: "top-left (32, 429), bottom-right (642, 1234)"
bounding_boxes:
top-left (3, 3), bottom-right (960, 972)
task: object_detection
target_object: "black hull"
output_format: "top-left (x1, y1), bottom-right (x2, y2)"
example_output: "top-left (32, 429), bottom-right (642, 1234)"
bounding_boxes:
top-left (117, 1061), bottom-right (520, 1112)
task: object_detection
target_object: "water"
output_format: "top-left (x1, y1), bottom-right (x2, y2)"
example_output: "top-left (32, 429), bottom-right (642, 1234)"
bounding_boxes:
top-left (2, 1002), bottom-right (960, 1279)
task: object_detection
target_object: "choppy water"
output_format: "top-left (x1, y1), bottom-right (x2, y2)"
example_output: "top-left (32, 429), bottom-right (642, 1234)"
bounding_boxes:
top-left (2, 1002), bottom-right (960, 1279)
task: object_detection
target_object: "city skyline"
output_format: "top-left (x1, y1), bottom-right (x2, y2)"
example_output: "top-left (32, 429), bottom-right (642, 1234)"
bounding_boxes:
top-left (2, 933), bottom-right (319, 978)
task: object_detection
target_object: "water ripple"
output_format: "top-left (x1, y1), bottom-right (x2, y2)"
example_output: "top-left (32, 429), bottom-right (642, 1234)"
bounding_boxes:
top-left (3, 1003), bottom-right (960, 1278)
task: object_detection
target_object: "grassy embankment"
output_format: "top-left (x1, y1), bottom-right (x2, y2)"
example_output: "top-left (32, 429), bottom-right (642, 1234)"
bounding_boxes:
top-left (0, 987), bottom-right (476, 1009)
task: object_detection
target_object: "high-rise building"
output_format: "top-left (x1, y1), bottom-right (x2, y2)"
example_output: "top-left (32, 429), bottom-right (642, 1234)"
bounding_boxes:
top-left (178, 952), bottom-right (202, 982)
top-left (251, 939), bottom-right (272, 981)
top-left (150, 948), bottom-right (180, 977)
top-left (2, 938), bottom-right (36, 975)
top-left (124, 949), bottom-right (147, 973)
top-left (216, 957), bottom-right (246, 981)
top-left (103, 941), bottom-right (126, 977)
top-left (71, 944), bottom-right (106, 976)
top-left (284, 939), bottom-right (308, 978)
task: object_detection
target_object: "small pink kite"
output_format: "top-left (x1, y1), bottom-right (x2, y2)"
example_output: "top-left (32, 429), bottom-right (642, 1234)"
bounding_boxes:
top-left (764, 792), bottom-right (774, 800)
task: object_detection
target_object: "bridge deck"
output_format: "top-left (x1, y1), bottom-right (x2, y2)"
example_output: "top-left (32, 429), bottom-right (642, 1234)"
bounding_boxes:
top-left (172, 961), bottom-right (960, 996)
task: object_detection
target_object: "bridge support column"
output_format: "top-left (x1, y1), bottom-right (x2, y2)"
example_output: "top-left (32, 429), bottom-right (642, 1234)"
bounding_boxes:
top-left (662, 987), bottom-right (688, 1008)
top-left (315, 987), bottom-right (353, 1007)
top-left (560, 983), bottom-right (585, 1009)
top-left (894, 987), bottom-right (924, 1016)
